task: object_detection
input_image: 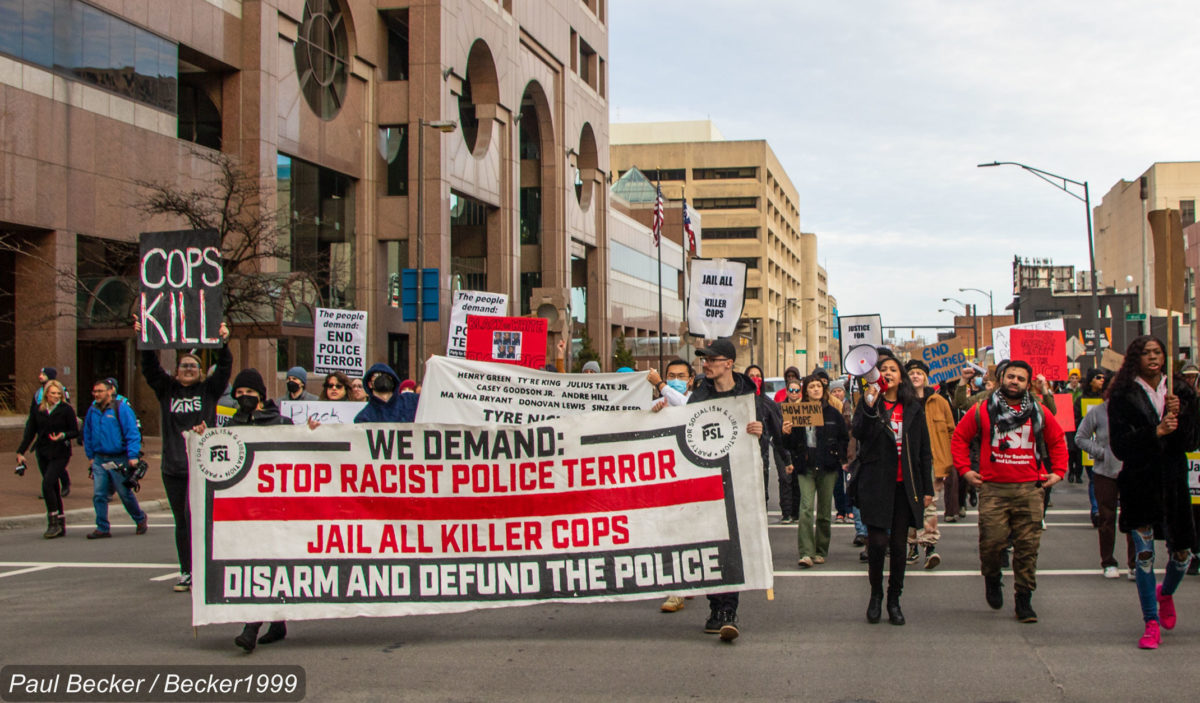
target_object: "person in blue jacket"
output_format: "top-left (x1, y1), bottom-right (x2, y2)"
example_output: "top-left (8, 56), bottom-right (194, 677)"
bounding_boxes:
top-left (354, 363), bottom-right (418, 423)
top-left (81, 378), bottom-right (147, 539)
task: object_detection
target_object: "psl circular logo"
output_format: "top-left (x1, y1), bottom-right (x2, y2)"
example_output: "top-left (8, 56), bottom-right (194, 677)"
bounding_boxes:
top-left (195, 428), bottom-right (246, 482)
top-left (685, 405), bottom-right (740, 460)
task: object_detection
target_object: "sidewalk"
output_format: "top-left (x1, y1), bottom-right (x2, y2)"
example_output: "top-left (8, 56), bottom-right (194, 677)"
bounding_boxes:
top-left (0, 435), bottom-right (170, 528)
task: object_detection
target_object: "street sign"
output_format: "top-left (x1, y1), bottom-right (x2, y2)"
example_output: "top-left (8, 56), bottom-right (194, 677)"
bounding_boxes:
top-left (1126, 313), bottom-right (1147, 322)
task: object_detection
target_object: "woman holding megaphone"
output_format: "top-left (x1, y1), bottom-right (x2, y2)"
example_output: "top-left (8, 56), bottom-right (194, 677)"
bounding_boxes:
top-left (850, 348), bottom-right (934, 626)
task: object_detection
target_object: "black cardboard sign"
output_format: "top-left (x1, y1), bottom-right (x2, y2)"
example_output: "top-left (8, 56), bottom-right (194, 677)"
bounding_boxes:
top-left (137, 229), bottom-right (224, 350)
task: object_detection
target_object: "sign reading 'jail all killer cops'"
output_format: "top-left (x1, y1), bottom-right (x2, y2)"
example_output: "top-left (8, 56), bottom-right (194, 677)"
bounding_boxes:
top-left (138, 229), bottom-right (224, 350)
top-left (687, 258), bottom-right (747, 339)
top-left (185, 396), bottom-right (773, 625)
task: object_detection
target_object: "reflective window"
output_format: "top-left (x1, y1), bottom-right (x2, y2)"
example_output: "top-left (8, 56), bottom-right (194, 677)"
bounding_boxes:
top-left (0, 0), bottom-right (177, 112)
top-left (294, 0), bottom-right (349, 120)
top-left (610, 242), bottom-right (678, 295)
top-left (380, 125), bottom-right (408, 196)
top-left (277, 153), bottom-right (357, 310)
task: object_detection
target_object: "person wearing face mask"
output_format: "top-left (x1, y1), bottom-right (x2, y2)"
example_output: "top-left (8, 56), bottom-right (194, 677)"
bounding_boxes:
top-left (134, 316), bottom-right (232, 593)
top-left (742, 364), bottom-right (788, 511)
top-left (281, 367), bottom-right (318, 403)
top-left (647, 358), bottom-right (694, 408)
top-left (354, 363), bottom-right (419, 423)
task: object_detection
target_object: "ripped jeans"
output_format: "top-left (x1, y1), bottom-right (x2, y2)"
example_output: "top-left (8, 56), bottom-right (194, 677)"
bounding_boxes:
top-left (1131, 526), bottom-right (1190, 623)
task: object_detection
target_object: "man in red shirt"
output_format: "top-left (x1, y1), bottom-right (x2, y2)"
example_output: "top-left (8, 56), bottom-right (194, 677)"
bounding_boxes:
top-left (951, 360), bottom-right (1067, 623)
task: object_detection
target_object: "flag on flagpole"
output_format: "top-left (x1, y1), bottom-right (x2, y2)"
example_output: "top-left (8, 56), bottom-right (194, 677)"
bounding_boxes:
top-left (682, 198), bottom-right (698, 255)
top-left (651, 183), bottom-right (664, 247)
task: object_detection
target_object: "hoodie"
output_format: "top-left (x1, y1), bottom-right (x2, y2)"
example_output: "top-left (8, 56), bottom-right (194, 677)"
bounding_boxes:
top-left (229, 399), bottom-right (293, 427)
top-left (141, 345), bottom-right (233, 476)
top-left (354, 363), bottom-right (419, 423)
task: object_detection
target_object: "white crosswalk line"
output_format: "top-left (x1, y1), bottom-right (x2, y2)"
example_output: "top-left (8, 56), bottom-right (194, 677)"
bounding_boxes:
top-left (0, 565), bottom-right (55, 579)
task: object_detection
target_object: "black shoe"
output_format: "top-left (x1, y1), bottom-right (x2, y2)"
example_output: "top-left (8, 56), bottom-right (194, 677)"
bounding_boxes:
top-left (923, 545), bottom-right (940, 570)
top-left (703, 610), bottom-right (721, 634)
top-left (1188, 555), bottom-right (1200, 576)
top-left (235, 623), bottom-right (261, 651)
top-left (853, 534), bottom-right (867, 547)
top-left (859, 548), bottom-right (869, 562)
top-left (969, 491), bottom-right (978, 507)
top-left (866, 593), bottom-right (883, 624)
top-left (887, 598), bottom-right (905, 626)
top-left (1090, 513), bottom-right (1101, 528)
top-left (258, 621), bottom-right (287, 645)
top-left (85, 530), bottom-right (111, 540)
top-left (60, 485), bottom-right (70, 498)
top-left (906, 544), bottom-right (920, 565)
top-left (1015, 591), bottom-right (1038, 623)
top-left (716, 610), bottom-right (739, 641)
top-left (985, 575), bottom-right (1003, 610)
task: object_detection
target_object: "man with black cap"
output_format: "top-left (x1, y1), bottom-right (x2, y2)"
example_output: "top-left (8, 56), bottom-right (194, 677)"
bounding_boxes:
top-left (951, 359), bottom-right (1068, 623)
top-left (688, 337), bottom-right (779, 642)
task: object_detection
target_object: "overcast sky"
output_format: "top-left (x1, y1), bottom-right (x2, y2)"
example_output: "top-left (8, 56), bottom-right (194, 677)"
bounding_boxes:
top-left (608, 0), bottom-right (1200, 345)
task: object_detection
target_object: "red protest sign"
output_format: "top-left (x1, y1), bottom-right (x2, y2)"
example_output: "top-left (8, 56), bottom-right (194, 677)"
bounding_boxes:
top-left (1051, 393), bottom-right (1075, 432)
top-left (464, 315), bottom-right (548, 369)
top-left (1009, 328), bottom-right (1068, 382)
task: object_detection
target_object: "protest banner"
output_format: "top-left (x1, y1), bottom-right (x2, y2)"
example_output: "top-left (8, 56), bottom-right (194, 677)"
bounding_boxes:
top-left (1009, 328), bottom-right (1069, 381)
top-left (1079, 397), bottom-right (1103, 466)
top-left (416, 356), bottom-right (651, 424)
top-left (447, 291), bottom-right (508, 357)
top-left (917, 338), bottom-right (967, 385)
top-left (280, 400), bottom-right (367, 425)
top-left (837, 314), bottom-right (883, 369)
top-left (313, 308), bottom-right (367, 378)
top-left (186, 396), bottom-right (772, 625)
top-left (1188, 452), bottom-right (1200, 505)
top-left (464, 316), bottom-right (548, 370)
top-left (1051, 393), bottom-right (1075, 433)
top-left (781, 402), bottom-right (824, 427)
top-left (215, 405), bottom-right (235, 428)
top-left (138, 229), bottom-right (223, 350)
top-left (991, 318), bottom-right (1064, 362)
top-left (687, 259), bottom-right (747, 339)
top-left (1100, 349), bottom-right (1124, 373)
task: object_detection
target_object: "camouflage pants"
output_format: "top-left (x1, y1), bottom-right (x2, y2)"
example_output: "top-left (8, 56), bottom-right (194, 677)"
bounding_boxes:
top-left (978, 482), bottom-right (1045, 593)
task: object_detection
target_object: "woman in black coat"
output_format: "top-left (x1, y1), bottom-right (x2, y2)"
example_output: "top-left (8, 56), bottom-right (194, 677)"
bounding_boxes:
top-left (1106, 335), bottom-right (1199, 649)
top-left (851, 351), bottom-right (933, 626)
top-left (15, 380), bottom-right (79, 539)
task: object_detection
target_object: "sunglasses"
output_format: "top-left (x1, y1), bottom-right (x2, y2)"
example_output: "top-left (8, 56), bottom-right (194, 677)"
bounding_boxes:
top-left (324, 382), bottom-right (344, 389)
top-left (178, 363), bottom-right (200, 370)
top-left (787, 387), bottom-right (802, 393)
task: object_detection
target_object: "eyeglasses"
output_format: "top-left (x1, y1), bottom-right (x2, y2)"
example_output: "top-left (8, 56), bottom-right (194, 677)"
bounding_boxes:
top-left (701, 356), bottom-right (730, 364)
top-left (178, 363), bottom-right (200, 370)
top-left (324, 383), bottom-right (344, 389)
top-left (787, 387), bottom-right (802, 393)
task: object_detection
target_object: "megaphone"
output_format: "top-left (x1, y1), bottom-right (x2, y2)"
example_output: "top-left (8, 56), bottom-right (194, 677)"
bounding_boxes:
top-left (844, 344), bottom-right (888, 402)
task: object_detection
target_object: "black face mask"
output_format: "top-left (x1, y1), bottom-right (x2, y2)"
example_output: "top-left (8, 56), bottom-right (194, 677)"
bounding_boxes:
top-left (372, 374), bottom-right (396, 393)
top-left (286, 380), bottom-right (301, 394)
top-left (236, 394), bottom-right (259, 412)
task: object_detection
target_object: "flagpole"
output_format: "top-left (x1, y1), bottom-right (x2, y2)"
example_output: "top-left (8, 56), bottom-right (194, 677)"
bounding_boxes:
top-left (657, 179), bottom-right (664, 371)
top-left (681, 188), bottom-right (688, 359)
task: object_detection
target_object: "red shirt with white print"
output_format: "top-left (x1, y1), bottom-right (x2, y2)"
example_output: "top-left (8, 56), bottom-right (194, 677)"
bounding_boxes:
top-left (883, 399), bottom-right (904, 482)
top-left (950, 398), bottom-right (1068, 483)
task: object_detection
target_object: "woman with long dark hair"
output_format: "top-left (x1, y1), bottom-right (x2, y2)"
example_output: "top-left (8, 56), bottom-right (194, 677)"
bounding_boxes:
top-left (851, 349), bottom-right (933, 625)
top-left (319, 372), bottom-right (353, 401)
top-left (15, 380), bottom-right (78, 539)
top-left (1106, 335), bottom-right (1199, 649)
top-left (782, 375), bottom-right (849, 567)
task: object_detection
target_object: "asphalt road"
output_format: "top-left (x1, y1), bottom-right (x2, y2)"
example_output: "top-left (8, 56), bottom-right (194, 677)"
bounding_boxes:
top-left (1, 480), bottom-right (1197, 703)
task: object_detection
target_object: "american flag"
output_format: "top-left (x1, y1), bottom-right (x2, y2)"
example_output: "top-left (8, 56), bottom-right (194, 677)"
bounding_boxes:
top-left (682, 198), bottom-right (697, 255)
top-left (651, 184), bottom-right (664, 247)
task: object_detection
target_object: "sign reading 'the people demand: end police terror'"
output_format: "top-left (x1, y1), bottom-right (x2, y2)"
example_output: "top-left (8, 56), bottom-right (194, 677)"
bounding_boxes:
top-left (138, 229), bottom-right (224, 350)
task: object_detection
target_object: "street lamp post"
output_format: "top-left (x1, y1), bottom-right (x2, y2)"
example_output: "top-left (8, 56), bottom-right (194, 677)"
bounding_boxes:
top-left (959, 287), bottom-right (993, 352)
top-left (940, 301), bottom-right (977, 355)
top-left (415, 119), bottom-right (458, 383)
top-left (978, 161), bottom-right (1104, 366)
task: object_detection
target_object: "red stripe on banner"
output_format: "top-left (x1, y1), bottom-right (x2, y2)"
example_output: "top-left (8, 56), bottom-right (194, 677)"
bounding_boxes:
top-left (212, 475), bottom-right (726, 522)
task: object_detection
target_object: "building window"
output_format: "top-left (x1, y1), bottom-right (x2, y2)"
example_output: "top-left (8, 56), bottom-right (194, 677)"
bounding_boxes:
top-left (692, 197), bottom-right (758, 210)
top-left (693, 167), bottom-right (757, 180)
top-left (703, 227), bottom-right (758, 239)
top-left (609, 242), bottom-right (678, 295)
top-left (277, 153), bottom-right (356, 310)
top-left (382, 10), bottom-right (408, 81)
top-left (0, 0), bottom-right (177, 112)
top-left (380, 125), bottom-right (408, 196)
top-left (1181, 199), bottom-right (1195, 227)
top-left (177, 78), bottom-right (222, 150)
top-left (519, 272), bottom-right (541, 315)
top-left (745, 288), bottom-right (760, 299)
top-left (579, 38), bottom-right (596, 89)
top-left (520, 187), bottom-right (541, 245)
top-left (726, 257), bottom-right (759, 270)
top-left (635, 168), bottom-right (685, 182)
top-left (294, 0), bottom-right (349, 121)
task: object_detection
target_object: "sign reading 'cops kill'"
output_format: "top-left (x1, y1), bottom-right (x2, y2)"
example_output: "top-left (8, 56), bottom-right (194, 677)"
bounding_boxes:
top-left (687, 258), bottom-right (747, 339)
top-left (185, 396), bottom-right (772, 625)
top-left (138, 229), bottom-right (224, 350)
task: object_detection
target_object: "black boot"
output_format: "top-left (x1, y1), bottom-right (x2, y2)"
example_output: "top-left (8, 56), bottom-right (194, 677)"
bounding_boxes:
top-left (886, 595), bottom-right (905, 626)
top-left (258, 621), bottom-right (287, 644)
top-left (235, 622), bottom-right (262, 652)
top-left (42, 514), bottom-right (60, 539)
top-left (1014, 591), bottom-right (1038, 623)
top-left (866, 592), bottom-right (883, 624)
top-left (985, 575), bottom-right (1003, 610)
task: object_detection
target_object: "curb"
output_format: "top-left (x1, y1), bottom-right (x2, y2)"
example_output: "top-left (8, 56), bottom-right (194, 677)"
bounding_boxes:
top-left (0, 499), bottom-right (171, 531)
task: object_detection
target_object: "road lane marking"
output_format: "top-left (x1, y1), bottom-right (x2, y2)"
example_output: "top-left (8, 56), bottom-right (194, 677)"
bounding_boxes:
top-left (773, 568), bottom-right (1133, 577)
top-left (0, 561), bottom-right (177, 569)
top-left (151, 572), bottom-right (182, 581)
top-left (0, 565), bottom-right (55, 578)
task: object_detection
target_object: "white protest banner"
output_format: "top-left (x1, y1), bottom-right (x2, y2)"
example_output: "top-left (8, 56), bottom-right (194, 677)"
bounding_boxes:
top-left (447, 291), bottom-right (508, 357)
top-left (313, 308), bottom-right (367, 378)
top-left (687, 258), bottom-right (747, 339)
top-left (186, 396), bottom-right (772, 625)
top-left (992, 318), bottom-right (1065, 362)
top-left (280, 400), bottom-right (367, 425)
top-left (838, 314), bottom-right (883, 367)
top-left (416, 356), bottom-right (652, 424)
top-left (1189, 452), bottom-right (1200, 505)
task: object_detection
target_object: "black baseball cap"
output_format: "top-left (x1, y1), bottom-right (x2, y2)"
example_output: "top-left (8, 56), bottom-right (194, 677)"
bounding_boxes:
top-left (695, 338), bottom-right (737, 362)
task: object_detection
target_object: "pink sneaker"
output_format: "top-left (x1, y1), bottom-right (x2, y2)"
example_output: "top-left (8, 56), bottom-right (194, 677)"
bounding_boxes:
top-left (1157, 585), bottom-right (1177, 630)
top-left (1138, 620), bottom-right (1161, 649)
